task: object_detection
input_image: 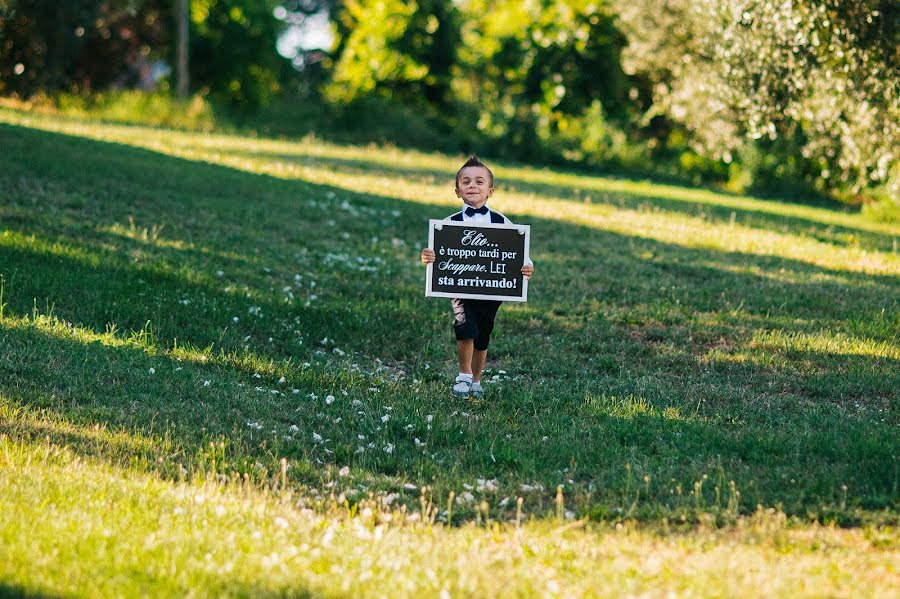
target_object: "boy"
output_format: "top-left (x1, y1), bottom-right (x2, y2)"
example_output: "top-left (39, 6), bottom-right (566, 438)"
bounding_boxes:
top-left (421, 156), bottom-right (534, 398)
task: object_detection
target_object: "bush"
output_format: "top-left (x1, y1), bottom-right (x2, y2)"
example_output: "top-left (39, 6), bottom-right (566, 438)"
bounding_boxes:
top-left (236, 94), bottom-right (453, 151)
top-left (45, 90), bottom-right (217, 131)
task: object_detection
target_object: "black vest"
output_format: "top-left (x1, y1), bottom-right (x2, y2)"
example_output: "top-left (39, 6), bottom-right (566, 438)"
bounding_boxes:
top-left (450, 210), bottom-right (505, 223)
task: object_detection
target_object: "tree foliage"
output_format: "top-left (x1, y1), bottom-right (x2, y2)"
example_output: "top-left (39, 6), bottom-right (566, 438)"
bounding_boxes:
top-left (1, 0), bottom-right (896, 205)
top-left (452, 0), bottom-right (628, 160)
top-left (705, 0), bottom-right (899, 200)
top-left (0, 0), bottom-right (287, 108)
top-left (190, 0), bottom-right (287, 108)
top-left (327, 0), bottom-right (630, 162)
top-left (326, 0), bottom-right (460, 115)
top-left (616, 0), bottom-right (899, 200)
top-left (0, 0), bottom-right (171, 96)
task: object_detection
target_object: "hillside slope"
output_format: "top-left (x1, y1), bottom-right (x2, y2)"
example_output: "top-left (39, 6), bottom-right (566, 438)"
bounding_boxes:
top-left (0, 108), bottom-right (897, 596)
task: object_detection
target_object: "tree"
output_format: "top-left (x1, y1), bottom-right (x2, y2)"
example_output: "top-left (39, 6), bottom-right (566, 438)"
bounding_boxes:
top-left (703, 0), bottom-right (899, 200)
top-left (616, 0), bottom-right (899, 201)
top-left (0, 0), bottom-right (171, 96)
top-left (0, 0), bottom-right (289, 109)
top-left (188, 0), bottom-right (288, 108)
top-left (325, 0), bottom-right (460, 115)
top-left (452, 0), bottom-right (629, 160)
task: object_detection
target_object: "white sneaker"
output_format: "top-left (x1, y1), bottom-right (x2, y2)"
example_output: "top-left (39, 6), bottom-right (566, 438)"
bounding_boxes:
top-left (452, 375), bottom-right (472, 397)
top-left (469, 382), bottom-right (484, 399)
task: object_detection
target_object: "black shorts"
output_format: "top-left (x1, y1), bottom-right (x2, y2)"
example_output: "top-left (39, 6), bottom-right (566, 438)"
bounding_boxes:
top-left (452, 299), bottom-right (502, 351)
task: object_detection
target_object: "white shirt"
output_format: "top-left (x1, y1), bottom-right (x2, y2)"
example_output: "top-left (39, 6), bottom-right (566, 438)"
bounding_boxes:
top-left (453, 204), bottom-right (511, 224)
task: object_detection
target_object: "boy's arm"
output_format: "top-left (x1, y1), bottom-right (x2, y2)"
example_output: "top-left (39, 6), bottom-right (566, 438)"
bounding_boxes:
top-left (521, 261), bottom-right (533, 279)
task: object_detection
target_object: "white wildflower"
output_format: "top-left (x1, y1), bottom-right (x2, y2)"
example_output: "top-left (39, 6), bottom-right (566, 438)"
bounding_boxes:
top-left (339, 466), bottom-right (350, 477)
top-left (456, 491), bottom-right (475, 504)
top-left (312, 432), bottom-right (323, 443)
top-left (476, 478), bottom-right (499, 492)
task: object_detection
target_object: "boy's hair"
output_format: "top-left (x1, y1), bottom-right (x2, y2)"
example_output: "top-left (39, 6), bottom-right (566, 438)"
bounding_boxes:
top-left (456, 155), bottom-right (494, 189)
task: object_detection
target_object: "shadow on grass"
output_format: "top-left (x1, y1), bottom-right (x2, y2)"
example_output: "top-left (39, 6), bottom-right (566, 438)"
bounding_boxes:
top-left (0, 562), bottom-right (319, 598)
top-left (0, 584), bottom-right (64, 599)
top-left (218, 147), bottom-right (897, 252)
top-left (1, 122), bottom-right (898, 520)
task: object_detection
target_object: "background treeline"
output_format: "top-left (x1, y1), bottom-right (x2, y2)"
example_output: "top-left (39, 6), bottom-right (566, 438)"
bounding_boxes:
top-left (0, 0), bottom-right (896, 215)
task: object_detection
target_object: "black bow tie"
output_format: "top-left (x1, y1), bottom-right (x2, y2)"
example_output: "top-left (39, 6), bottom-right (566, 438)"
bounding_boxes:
top-left (465, 206), bottom-right (489, 216)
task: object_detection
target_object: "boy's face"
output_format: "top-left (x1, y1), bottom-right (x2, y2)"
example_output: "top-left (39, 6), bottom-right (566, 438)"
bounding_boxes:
top-left (455, 166), bottom-right (494, 209)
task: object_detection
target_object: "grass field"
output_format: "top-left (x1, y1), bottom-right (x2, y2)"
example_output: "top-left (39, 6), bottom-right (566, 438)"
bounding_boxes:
top-left (0, 107), bottom-right (898, 597)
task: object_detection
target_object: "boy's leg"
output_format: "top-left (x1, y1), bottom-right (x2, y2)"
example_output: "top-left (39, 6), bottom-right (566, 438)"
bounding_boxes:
top-left (456, 339), bottom-right (475, 375)
top-left (451, 299), bottom-right (478, 396)
top-left (469, 300), bottom-right (501, 396)
top-left (471, 349), bottom-right (487, 383)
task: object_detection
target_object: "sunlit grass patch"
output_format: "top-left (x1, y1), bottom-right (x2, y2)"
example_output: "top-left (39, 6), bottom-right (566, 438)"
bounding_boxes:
top-left (2, 436), bottom-right (897, 599)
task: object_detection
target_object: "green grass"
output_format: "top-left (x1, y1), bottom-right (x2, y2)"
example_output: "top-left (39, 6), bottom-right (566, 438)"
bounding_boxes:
top-left (0, 106), bottom-right (898, 596)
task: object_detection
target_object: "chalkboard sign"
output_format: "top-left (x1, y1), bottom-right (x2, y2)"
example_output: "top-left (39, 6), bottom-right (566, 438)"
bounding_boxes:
top-left (425, 220), bottom-right (530, 302)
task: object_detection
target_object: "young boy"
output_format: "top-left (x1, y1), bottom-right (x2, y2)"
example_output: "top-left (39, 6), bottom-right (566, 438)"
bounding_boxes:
top-left (421, 156), bottom-right (534, 398)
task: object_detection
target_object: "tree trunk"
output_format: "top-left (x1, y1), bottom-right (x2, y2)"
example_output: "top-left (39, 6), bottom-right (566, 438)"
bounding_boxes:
top-left (176, 0), bottom-right (188, 97)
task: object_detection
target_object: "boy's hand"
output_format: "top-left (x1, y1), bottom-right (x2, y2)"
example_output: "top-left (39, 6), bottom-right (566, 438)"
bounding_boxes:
top-left (522, 262), bottom-right (534, 279)
top-left (421, 248), bottom-right (435, 264)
